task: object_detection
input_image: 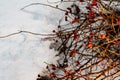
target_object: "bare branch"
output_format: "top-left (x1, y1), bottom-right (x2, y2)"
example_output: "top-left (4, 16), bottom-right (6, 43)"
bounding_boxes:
top-left (0, 30), bottom-right (56, 38)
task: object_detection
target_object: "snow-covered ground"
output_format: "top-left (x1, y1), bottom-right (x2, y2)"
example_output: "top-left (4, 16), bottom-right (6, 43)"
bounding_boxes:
top-left (0, 0), bottom-right (63, 80)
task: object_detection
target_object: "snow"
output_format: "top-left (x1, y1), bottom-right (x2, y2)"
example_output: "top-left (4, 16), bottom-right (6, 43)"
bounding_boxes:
top-left (0, 0), bottom-right (62, 80)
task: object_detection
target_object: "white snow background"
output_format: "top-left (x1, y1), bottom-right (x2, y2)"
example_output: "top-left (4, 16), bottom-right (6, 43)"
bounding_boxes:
top-left (0, 0), bottom-right (65, 80)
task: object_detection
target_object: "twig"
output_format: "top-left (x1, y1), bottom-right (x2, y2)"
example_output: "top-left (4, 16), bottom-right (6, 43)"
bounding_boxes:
top-left (21, 3), bottom-right (66, 12)
top-left (0, 30), bottom-right (56, 38)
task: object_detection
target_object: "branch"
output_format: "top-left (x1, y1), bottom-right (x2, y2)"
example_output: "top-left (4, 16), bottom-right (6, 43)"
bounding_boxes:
top-left (21, 3), bottom-right (66, 12)
top-left (0, 30), bottom-right (56, 38)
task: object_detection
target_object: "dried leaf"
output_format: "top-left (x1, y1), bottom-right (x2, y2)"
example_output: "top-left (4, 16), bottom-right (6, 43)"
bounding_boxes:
top-left (72, 18), bottom-right (79, 24)
top-left (99, 34), bottom-right (106, 39)
top-left (87, 42), bottom-right (92, 48)
top-left (70, 49), bottom-right (77, 57)
top-left (74, 35), bottom-right (78, 41)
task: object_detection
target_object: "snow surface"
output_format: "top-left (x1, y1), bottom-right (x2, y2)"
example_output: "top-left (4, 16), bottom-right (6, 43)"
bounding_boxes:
top-left (0, 0), bottom-right (63, 80)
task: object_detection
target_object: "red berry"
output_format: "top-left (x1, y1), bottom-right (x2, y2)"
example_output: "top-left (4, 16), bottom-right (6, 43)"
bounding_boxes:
top-left (76, 60), bottom-right (80, 65)
top-left (79, 0), bottom-right (84, 2)
top-left (58, 25), bottom-right (61, 28)
top-left (55, 40), bottom-right (58, 43)
top-left (46, 65), bottom-right (49, 69)
top-left (86, 6), bottom-right (91, 10)
top-left (64, 70), bottom-right (68, 75)
top-left (67, 7), bottom-right (72, 13)
top-left (50, 72), bottom-right (55, 77)
top-left (99, 34), bottom-right (106, 39)
top-left (89, 11), bottom-right (94, 18)
top-left (91, 0), bottom-right (97, 6)
top-left (38, 74), bottom-right (40, 77)
top-left (51, 64), bottom-right (56, 70)
top-left (65, 16), bottom-right (68, 21)
top-left (65, 11), bottom-right (68, 15)
top-left (75, 5), bottom-right (80, 13)
top-left (88, 36), bottom-right (93, 41)
top-left (52, 30), bottom-right (56, 33)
